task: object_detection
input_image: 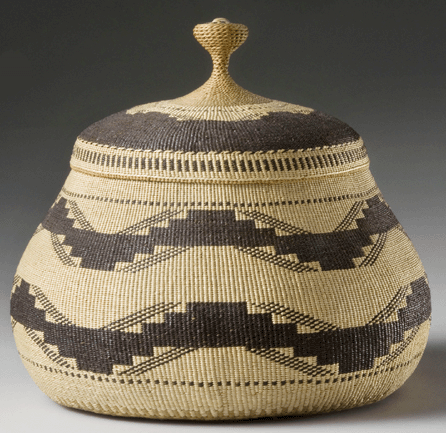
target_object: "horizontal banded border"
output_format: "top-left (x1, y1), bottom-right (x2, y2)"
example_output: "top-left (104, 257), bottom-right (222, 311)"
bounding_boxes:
top-left (70, 138), bottom-right (368, 183)
top-left (19, 351), bottom-right (423, 386)
top-left (60, 185), bottom-right (380, 208)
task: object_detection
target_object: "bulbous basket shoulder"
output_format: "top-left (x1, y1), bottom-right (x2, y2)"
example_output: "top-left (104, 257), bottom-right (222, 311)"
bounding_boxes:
top-left (11, 166), bottom-right (431, 420)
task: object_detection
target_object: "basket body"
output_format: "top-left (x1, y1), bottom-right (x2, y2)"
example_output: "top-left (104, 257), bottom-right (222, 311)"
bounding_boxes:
top-left (11, 163), bottom-right (431, 420)
top-left (10, 17), bottom-right (431, 421)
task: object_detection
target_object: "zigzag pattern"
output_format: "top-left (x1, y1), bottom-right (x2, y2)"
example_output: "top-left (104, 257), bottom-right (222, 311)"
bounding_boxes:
top-left (235, 246), bottom-right (317, 273)
top-left (50, 233), bottom-right (77, 267)
top-left (248, 348), bottom-right (334, 376)
top-left (120, 348), bottom-right (197, 376)
top-left (334, 201), bottom-right (364, 231)
top-left (368, 284), bottom-right (409, 325)
top-left (377, 326), bottom-right (420, 367)
top-left (360, 232), bottom-right (388, 267)
top-left (117, 246), bottom-right (192, 273)
top-left (101, 302), bottom-right (180, 331)
top-left (67, 200), bottom-right (95, 231)
top-left (237, 210), bottom-right (308, 234)
top-left (10, 276), bottom-right (431, 376)
top-left (254, 303), bottom-right (337, 332)
top-left (33, 285), bottom-right (73, 326)
top-left (117, 209), bottom-right (183, 235)
top-left (25, 328), bottom-right (76, 370)
top-left (41, 195), bottom-right (399, 272)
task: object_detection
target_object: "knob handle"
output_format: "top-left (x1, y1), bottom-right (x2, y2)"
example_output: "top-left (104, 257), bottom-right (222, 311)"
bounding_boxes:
top-left (173, 18), bottom-right (269, 107)
top-left (193, 18), bottom-right (249, 77)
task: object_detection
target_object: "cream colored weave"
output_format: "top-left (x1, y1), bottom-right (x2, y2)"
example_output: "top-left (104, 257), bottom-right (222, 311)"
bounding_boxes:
top-left (11, 18), bottom-right (431, 420)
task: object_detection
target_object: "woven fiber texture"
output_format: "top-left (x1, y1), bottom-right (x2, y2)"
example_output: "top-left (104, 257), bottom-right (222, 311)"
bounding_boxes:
top-left (11, 18), bottom-right (431, 420)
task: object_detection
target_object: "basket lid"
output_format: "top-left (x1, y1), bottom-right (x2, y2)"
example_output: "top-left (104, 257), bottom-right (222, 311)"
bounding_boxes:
top-left (71, 18), bottom-right (367, 183)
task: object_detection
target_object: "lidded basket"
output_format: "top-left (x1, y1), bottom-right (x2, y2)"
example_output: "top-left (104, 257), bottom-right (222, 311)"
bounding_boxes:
top-left (11, 18), bottom-right (431, 420)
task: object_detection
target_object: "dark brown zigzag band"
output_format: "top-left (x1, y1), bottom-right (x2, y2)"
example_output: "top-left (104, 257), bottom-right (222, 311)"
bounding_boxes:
top-left (10, 277), bottom-right (431, 375)
top-left (41, 195), bottom-right (399, 271)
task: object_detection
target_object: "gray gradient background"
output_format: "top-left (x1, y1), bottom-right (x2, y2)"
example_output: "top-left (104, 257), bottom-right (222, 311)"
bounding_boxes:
top-left (1, 1), bottom-right (445, 432)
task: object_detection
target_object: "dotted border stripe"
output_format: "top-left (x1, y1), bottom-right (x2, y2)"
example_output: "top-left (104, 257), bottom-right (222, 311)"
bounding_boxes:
top-left (18, 351), bottom-right (424, 387)
top-left (75, 136), bottom-right (356, 153)
top-left (61, 186), bottom-right (380, 207)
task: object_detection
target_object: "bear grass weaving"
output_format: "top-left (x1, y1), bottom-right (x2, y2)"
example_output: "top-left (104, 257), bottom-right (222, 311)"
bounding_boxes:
top-left (11, 18), bottom-right (431, 420)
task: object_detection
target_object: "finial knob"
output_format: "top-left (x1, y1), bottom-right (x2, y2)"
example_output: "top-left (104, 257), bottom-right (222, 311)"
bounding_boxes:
top-left (193, 18), bottom-right (249, 76)
top-left (172, 19), bottom-right (268, 107)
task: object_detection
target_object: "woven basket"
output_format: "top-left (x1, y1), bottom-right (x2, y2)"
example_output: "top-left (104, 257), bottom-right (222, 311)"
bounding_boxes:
top-left (11, 18), bottom-right (431, 420)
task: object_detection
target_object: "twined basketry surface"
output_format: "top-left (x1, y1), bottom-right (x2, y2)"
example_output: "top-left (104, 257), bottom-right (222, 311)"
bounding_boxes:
top-left (11, 18), bottom-right (431, 420)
